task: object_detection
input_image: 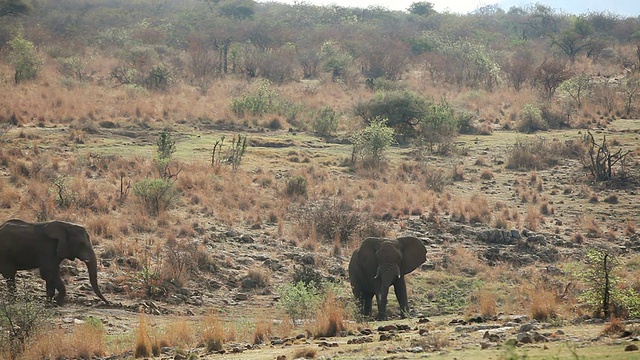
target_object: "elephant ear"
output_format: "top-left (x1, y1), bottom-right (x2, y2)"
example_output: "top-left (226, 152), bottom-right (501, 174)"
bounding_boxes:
top-left (357, 237), bottom-right (384, 277)
top-left (397, 236), bottom-right (427, 275)
top-left (44, 221), bottom-right (70, 259)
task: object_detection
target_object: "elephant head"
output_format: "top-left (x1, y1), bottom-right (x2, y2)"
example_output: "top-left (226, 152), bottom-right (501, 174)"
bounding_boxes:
top-left (43, 221), bottom-right (109, 304)
top-left (349, 236), bottom-right (426, 320)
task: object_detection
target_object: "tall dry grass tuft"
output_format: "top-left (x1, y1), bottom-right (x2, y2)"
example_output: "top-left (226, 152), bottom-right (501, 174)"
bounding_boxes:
top-left (478, 290), bottom-right (498, 318)
top-left (253, 318), bottom-right (273, 344)
top-left (134, 313), bottom-right (151, 358)
top-left (602, 315), bottom-right (625, 336)
top-left (525, 285), bottom-right (557, 322)
top-left (451, 194), bottom-right (492, 225)
top-left (23, 320), bottom-right (108, 360)
top-left (311, 291), bottom-right (347, 338)
top-left (524, 205), bottom-right (543, 231)
top-left (201, 312), bottom-right (225, 352)
top-left (163, 319), bottom-right (195, 348)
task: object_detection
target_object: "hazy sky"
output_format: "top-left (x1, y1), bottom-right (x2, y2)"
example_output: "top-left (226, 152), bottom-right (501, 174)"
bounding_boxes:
top-left (263, 0), bottom-right (640, 16)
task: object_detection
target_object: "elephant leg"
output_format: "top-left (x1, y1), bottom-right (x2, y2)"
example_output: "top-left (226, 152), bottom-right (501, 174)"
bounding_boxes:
top-left (41, 268), bottom-right (66, 305)
top-left (376, 287), bottom-right (390, 321)
top-left (45, 280), bottom-right (56, 300)
top-left (363, 292), bottom-right (374, 317)
top-left (394, 277), bottom-right (409, 318)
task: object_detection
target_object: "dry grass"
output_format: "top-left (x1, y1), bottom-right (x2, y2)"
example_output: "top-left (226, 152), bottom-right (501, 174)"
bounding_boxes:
top-left (602, 315), bottom-right (625, 336)
top-left (253, 318), bottom-right (273, 345)
top-left (201, 312), bottom-right (226, 352)
top-left (446, 245), bottom-right (487, 276)
top-left (292, 347), bottom-right (317, 359)
top-left (524, 205), bottom-right (543, 231)
top-left (134, 314), bottom-right (151, 358)
top-left (310, 291), bottom-right (347, 338)
top-left (22, 321), bottom-right (107, 360)
top-left (523, 283), bottom-right (558, 322)
top-left (245, 266), bottom-right (271, 288)
top-left (451, 193), bottom-right (492, 225)
top-left (478, 290), bottom-right (498, 318)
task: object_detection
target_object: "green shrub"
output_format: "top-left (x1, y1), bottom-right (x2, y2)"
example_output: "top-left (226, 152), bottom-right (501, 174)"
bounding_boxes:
top-left (418, 100), bottom-right (460, 152)
top-left (350, 118), bottom-right (395, 166)
top-left (516, 103), bottom-right (548, 133)
top-left (577, 248), bottom-right (640, 318)
top-left (156, 131), bottom-right (176, 160)
top-left (353, 90), bottom-right (430, 140)
top-left (9, 34), bottom-right (42, 83)
top-left (293, 266), bottom-right (324, 288)
top-left (277, 281), bottom-right (322, 324)
top-left (133, 178), bottom-right (179, 216)
top-left (312, 106), bottom-right (338, 137)
top-left (506, 137), bottom-right (563, 170)
top-left (144, 64), bottom-right (173, 92)
top-left (231, 79), bottom-right (277, 118)
top-left (0, 287), bottom-right (51, 359)
top-left (286, 175), bottom-right (307, 198)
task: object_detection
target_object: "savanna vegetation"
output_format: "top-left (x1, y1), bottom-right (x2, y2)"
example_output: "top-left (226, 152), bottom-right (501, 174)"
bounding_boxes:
top-left (1, 0), bottom-right (640, 358)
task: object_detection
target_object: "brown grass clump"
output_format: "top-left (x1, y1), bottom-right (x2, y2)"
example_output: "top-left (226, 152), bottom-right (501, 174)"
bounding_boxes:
top-left (134, 314), bottom-right (151, 358)
top-left (163, 319), bottom-right (195, 348)
top-left (311, 291), bottom-right (347, 338)
top-left (201, 312), bottom-right (225, 352)
top-left (22, 321), bottom-right (107, 360)
top-left (526, 285), bottom-right (557, 322)
top-left (480, 168), bottom-right (494, 180)
top-left (412, 332), bottom-right (450, 350)
top-left (602, 315), bottom-right (625, 336)
top-left (245, 266), bottom-right (271, 289)
top-left (292, 347), bottom-right (317, 359)
top-left (450, 194), bottom-right (492, 225)
top-left (253, 318), bottom-right (273, 344)
top-left (446, 245), bottom-right (486, 276)
top-left (478, 290), bottom-right (498, 318)
top-left (625, 220), bottom-right (636, 236)
top-left (524, 205), bottom-right (543, 231)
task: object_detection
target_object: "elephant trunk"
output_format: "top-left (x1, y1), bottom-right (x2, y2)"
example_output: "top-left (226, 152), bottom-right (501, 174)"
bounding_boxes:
top-left (85, 250), bottom-right (109, 304)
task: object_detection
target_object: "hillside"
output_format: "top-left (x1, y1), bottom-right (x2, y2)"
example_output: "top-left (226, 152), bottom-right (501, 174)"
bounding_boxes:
top-left (1, 1), bottom-right (640, 359)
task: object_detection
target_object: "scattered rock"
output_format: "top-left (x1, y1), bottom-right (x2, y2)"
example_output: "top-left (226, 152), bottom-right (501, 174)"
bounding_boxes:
top-left (517, 333), bottom-right (534, 344)
top-left (625, 344), bottom-right (639, 351)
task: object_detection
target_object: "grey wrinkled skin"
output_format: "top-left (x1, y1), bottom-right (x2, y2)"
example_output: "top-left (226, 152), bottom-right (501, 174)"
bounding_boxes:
top-left (0, 219), bottom-right (109, 305)
top-left (349, 236), bottom-right (426, 320)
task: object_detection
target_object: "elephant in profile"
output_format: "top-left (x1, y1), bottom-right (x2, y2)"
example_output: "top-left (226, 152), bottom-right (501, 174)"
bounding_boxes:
top-left (349, 236), bottom-right (426, 320)
top-left (0, 219), bottom-right (109, 305)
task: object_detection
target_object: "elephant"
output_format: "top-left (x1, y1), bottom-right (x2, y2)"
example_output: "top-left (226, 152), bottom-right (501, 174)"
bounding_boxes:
top-left (348, 236), bottom-right (426, 320)
top-left (0, 219), bottom-right (109, 305)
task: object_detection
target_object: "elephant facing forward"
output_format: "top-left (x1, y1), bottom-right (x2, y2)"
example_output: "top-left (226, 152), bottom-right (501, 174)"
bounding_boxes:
top-left (0, 219), bottom-right (109, 305)
top-left (349, 236), bottom-right (426, 320)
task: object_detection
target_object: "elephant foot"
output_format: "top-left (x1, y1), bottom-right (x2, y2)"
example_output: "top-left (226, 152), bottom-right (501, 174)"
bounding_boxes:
top-left (54, 295), bottom-right (66, 306)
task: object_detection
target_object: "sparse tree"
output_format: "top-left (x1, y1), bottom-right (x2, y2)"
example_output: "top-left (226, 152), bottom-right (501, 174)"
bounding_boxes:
top-left (534, 57), bottom-right (572, 99)
top-left (557, 75), bottom-right (591, 108)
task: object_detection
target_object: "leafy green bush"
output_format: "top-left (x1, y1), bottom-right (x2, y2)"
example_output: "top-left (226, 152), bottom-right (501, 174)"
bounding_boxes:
top-left (417, 100), bottom-right (461, 152)
top-left (156, 131), bottom-right (176, 160)
top-left (133, 178), bottom-right (179, 216)
top-left (577, 248), bottom-right (640, 318)
top-left (353, 90), bottom-right (430, 140)
top-left (516, 103), bottom-right (548, 133)
top-left (312, 106), bottom-right (338, 137)
top-left (231, 79), bottom-right (277, 118)
top-left (277, 281), bottom-right (322, 324)
top-left (144, 64), bottom-right (173, 92)
top-left (293, 265), bottom-right (324, 288)
top-left (350, 118), bottom-right (395, 166)
top-left (286, 175), bottom-right (307, 198)
top-left (9, 34), bottom-right (42, 83)
top-left (0, 288), bottom-right (51, 359)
